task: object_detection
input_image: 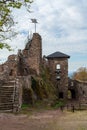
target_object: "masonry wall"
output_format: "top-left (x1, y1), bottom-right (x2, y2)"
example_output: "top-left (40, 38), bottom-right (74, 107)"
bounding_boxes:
top-left (47, 58), bottom-right (69, 99)
top-left (76, 81), bottom-right (87, 103)
top-left (0, 54), bottom-right (17, 80)
top-left (68, 79), bottom-right (87, 104)
top-left (23, 33), bottom-right (42, 75)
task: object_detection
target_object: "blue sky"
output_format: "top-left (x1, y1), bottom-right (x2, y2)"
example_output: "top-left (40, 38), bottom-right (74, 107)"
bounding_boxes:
top-left (0, 0), bottom-right (87, 73)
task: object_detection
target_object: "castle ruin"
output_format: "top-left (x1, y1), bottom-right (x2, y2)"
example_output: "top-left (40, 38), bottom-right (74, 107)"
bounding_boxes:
top-left (0, 33), bottom-right (87, 111)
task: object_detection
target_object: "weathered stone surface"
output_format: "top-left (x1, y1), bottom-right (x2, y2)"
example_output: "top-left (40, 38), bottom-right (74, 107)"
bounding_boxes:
top-left (1, 32), bottom-right (87, 110)
top-left (69, 79), bottom-right (87, 103)
top-left (46, 57), bottom-right (69, 100)
top-left (0, 33), bottom-right (42, 111)
top-left (23, 33), bottom-right (42, 75)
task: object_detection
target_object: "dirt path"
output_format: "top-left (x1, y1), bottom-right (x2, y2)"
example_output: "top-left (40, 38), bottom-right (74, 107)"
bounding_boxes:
top-left (0, 109), bottom-right (63, 130)
top-left (0, 109), bottom-right (87, 130)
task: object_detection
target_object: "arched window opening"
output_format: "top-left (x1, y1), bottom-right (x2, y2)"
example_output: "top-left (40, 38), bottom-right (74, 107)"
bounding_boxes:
top-left (56, 64), bottom-right (60, 70)
top-left (68, 89), bottom-right (76, 99)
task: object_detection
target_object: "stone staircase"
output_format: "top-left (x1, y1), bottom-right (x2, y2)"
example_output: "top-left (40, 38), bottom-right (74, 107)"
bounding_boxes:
top-left (0, 80), bottom-right (16, 112)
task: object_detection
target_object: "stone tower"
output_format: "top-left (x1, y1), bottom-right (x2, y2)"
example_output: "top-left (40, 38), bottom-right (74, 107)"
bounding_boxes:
top-left (23, 33), bottom-right (42, 75)
top-left (46, 51), bottom-right (70, 99)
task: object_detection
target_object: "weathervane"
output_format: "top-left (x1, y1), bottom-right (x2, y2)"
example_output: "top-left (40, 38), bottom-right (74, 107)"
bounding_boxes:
top-left (31, 19), bottom-right (38, 33)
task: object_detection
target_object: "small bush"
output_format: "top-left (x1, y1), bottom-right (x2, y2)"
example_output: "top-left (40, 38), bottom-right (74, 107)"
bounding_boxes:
top-left (21, 104), bottom-right (29, 108)
top-left (52, 100), bottom-right (65, 109)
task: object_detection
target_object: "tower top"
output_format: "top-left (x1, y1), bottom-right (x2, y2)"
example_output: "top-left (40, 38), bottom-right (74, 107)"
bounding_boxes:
top-left (46, 51), bottom-right (70, 59)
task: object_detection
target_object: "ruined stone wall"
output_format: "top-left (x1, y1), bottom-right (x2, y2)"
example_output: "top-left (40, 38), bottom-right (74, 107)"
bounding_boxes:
top-left (23, 33), bottom-right (42, 75)
top-left (0, 64), bottom-right (3, 72)
top-left (75, 81), bottom-right (87, 103)
top-left (6, 55), bottom-right (17, 76)
top-left (0, 33), bottom-right (42, 77)
top-left (68, 79), bottom-right (87, 103)
top-left (0, 54), bottom-right (17, 83)
top-left (47, 58), bottom-right (69, 99)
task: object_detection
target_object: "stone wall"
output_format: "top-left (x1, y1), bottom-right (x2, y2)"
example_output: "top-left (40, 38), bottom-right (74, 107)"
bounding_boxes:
top-left (47, 58), bottom-right (69, 99)
top-left (68, 79), bottom-right (87, 103)
top-left (0, 33), bottom-right (42, 109)
top-left (0, 33), bottom-right (42, 77)
top-left (23, 33), bottom-right (42, 75)
top-left (76, 80), bottom-right (87, 103)
top-left (0, 55), bottom-right (17, 77)
top-left (0, 55), bottom-right (17, 85)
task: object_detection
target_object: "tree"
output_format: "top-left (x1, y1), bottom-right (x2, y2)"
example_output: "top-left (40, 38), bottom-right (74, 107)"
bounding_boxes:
top-left (0, 0), bottom-right (33, 50)
top-left (72, 67), bottom-right (87, 81)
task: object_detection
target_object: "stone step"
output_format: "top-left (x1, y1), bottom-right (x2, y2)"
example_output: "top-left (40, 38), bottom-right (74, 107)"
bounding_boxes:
top-left (0, 102), bottom-right (13, 105)
top-left (2, 81), bottom-right (15, 86)
top-left (0, 96), bottom-right (14, 98)
top-left (3, 82), bottom-right (15, 86)
top-left (0, 78), bottom-right (19, 111)
top-left (0, 89), bottom-right (14, 91)
top-left (0, 93), bottom-right (14, 96)
top-left (0, 91), bottom-right (14, 94)
top-left (0, 98), bottom-right (14, 102)
top-left (0, 101), bottom-right (13, 103)
top-left (0, 103), bottom-right (13, 111)
top-left (0, 88), bottom-right (14, 92)
top-left (1, 88), bottom-right (14, 90)
top-left (0, 83), bottom-right (14, 111)
top-left (0, 93), bottom-right (14, 95)
top-left (0, 101), bottom-right (13, 104)
top-left (0, 86), bottom-right (14, 88)
top-left (0, 107), bottom-right (13, 111)
top-left (0, 97), bottom-right (13, 99)
top-left (0, 90), bottom-right (14, 92)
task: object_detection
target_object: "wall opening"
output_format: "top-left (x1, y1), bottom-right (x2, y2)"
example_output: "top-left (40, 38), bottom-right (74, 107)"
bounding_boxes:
top-left (68, 89), bottom-right (76, 99)
top-left (83, 90), bottom-right (85, 95)
top-left (56, 64), bottom-right (60, 70)
top-left (68, 90), bottom-right (72, 99)
top-left (9, 69), bottom-right (13, 76)
top-left (59, 92), bottom-right (64, 99)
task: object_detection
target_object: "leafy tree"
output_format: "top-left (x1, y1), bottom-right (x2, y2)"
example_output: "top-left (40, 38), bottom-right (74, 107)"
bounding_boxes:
top-left (72, 67), bottom-right (87, 81)
top-left (0, 0), bottom-right (33, 50)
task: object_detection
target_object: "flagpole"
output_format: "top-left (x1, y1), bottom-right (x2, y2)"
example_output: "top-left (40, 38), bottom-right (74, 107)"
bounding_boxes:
top-left (31, 19), bottom-right (38, 33)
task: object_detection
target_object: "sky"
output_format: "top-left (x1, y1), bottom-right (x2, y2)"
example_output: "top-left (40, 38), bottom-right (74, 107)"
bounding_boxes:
top-left (0, 0), bottom-right (87, 73)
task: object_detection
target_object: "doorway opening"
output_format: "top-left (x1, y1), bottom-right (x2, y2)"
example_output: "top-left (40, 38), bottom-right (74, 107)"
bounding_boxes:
top-left (9, 69), bottom-right (14, 76)
top-left (59, 92), bottom-right (64, 99)
top-left (68, 89), bottom-right (76, 99)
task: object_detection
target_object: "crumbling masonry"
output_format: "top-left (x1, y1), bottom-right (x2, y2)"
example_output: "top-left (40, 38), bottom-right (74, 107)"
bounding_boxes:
top-left (0, 33), bottom-right (87, 111)
top-left (0, 33), bottom-right (42, 111)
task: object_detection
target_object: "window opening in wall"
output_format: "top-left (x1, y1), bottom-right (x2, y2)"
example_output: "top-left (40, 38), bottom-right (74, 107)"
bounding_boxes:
top-left (56, 75), bottom-right (60, 80)
top-left (83, 90), bottom-right (85, 95)
top-left (71, 82), bottom-right (74, 86)
top-left (56, 64), bottom-right (60, 70)
top-left (9, 69), bottom-right (13, 76)
top-left (59, 92), bottom-right (64, 99)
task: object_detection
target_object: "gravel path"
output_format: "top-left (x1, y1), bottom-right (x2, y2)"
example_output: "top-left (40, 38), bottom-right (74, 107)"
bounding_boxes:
top-left (0, 109), bottom-right (63, 130)
top-left (0, 110), bottom-right (87, 130)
